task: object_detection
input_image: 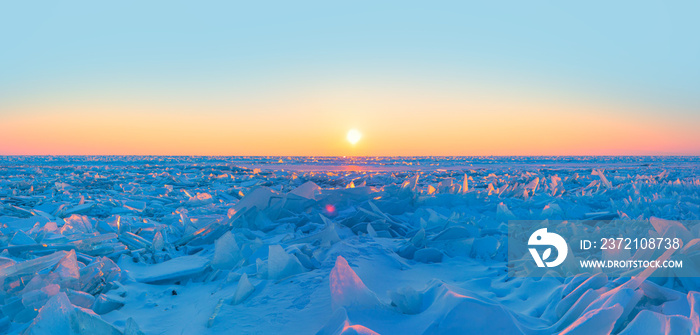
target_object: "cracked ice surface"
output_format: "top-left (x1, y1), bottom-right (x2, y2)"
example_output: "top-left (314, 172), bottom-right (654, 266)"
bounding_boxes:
top-left (0, 156), bottom-right (700, 334)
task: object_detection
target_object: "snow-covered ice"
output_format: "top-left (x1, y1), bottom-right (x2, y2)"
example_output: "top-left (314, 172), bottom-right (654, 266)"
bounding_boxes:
top-left (0, 156), bottom-right (699, 334)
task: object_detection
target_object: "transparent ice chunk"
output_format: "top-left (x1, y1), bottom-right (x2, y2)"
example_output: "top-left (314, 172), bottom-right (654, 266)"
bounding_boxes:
top-left (267, 245), bottom-right (303, 281)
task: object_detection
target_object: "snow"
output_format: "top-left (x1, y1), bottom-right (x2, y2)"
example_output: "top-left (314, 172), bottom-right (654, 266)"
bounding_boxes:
top-left (0, 156), bottom-right (699, 334)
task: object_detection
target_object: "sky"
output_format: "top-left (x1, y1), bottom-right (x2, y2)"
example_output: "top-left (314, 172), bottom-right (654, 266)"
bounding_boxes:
top-left (1, 1), bottom-right (699, 156)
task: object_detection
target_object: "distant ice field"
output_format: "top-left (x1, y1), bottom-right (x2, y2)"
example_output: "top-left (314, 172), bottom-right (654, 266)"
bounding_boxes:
top-left (3, 155), bottom-right (699, 170)
top-left (1, 156), bottom-right (699, 334)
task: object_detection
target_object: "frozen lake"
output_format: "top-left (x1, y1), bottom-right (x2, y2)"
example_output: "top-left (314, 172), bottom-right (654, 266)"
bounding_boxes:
top-left (1, 156), bottom-right (699, 334)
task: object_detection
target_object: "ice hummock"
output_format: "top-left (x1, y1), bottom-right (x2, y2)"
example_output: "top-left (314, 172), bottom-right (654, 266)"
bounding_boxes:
top-left (23, 293), bottom-right (121, 335)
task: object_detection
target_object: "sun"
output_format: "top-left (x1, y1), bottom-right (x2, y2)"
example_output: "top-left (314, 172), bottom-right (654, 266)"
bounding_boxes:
top-left (346, 129), bottom-right (362, 145)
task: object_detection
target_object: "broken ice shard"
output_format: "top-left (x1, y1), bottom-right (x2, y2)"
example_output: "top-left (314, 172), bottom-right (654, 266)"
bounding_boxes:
top-left (211, 231), bottom-right (242, 270)
top-left (23, 292), bottom-right (122, 335)
top-left (329, 256), bottom-right (381, 310)
top-left (119, 254), bottom-right (209, 283)
top-left (231, 273), bottom-right (255, 305)
top-left (267, 245), bottom-right (304, 280)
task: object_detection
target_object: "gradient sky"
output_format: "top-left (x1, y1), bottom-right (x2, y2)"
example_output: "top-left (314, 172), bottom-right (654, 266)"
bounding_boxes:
top-left (1, 1), bottom-right (699, 156)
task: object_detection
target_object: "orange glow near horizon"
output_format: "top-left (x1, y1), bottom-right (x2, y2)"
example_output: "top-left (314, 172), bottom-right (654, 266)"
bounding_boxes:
top-left (1, 88), bottom-right (699, 156)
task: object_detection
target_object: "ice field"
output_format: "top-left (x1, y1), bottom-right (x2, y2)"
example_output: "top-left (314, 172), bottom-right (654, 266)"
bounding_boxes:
top-left (1, 156), bottom-right (700, 334)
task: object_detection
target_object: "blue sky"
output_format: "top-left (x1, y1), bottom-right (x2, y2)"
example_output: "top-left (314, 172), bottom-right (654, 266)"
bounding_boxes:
top-left (1, 1), bottom-right (699, 155)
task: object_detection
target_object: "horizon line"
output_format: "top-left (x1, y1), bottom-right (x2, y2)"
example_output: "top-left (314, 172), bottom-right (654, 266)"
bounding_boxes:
top-left (2, 154), bottom-right (700, 158)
